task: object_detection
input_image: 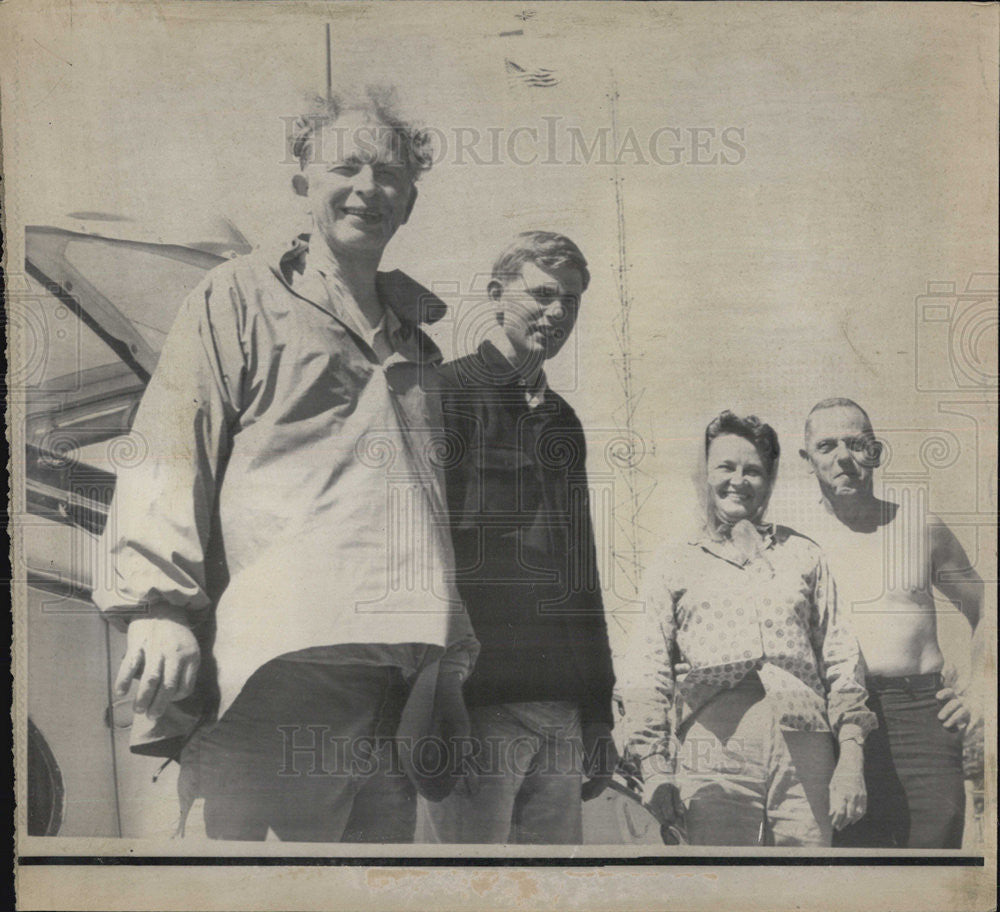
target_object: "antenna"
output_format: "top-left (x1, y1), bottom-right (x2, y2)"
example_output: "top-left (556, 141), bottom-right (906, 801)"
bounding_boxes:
top-left (608, 71), bottom-right (653, 605)
top-left (325, 23), bottom-right (332, 103)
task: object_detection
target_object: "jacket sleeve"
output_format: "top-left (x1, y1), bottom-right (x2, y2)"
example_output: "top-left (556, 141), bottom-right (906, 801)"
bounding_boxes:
top-left (561, 422), bottom-right (616, 727)
top-left (422, 366), bottom-right (481, 679)
top-left (809, 551), bottom-right (877, 743)
top-left (92, 269), bottom-right (245, 629)
top-left (619, 557), bottom-right (679, 797)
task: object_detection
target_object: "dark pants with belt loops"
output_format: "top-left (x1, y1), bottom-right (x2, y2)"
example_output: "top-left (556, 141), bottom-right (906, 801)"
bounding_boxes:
top-left (181, 658), bottom-right (416, 842)
top-left (833, 672), bottom-right (965, 849)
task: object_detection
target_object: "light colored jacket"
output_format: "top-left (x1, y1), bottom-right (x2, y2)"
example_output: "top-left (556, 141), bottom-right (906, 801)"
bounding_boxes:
top-left (94, 237), bottom-right (479, 751)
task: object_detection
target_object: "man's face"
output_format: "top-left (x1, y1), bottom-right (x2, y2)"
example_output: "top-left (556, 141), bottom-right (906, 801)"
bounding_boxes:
top-left (297, 111), bottom-right (416, 260)
top-left (495, 261), bottom-right (584, 367)
top-left (801, 405), bottom-right (880, 500)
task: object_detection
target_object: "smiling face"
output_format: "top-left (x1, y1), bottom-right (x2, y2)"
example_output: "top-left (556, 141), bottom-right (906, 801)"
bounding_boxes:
top-left (706, 433), bottom-right (772, 525)
top-left (295, 110), bottom-right (417, 261)
top-left (801, 405), bottom-right (879, 502)
top-left (494, 261), bottom-right (584, 369)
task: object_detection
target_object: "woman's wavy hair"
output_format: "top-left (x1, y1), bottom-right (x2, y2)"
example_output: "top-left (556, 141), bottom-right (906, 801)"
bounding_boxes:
top-left (704, 410), bottom-right (781, 481)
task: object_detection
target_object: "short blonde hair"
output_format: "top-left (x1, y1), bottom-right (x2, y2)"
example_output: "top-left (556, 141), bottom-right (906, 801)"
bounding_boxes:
top-left (289, 85), bottom-right (434, 180)
top-left (491, 231), bottom-right (591, 292)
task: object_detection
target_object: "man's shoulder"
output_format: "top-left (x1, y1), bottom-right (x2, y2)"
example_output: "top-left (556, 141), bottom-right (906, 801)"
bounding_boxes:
top-left (545, 388), bottom-right (581, 423)
top-left (924, 511), bottom-right (962, 552)
top-left (198, 246), bottom-right (283, 294)
top-left (924, 510), bottom-right (950, 531)
top-left (377, 269), bottom-right (448, 327)
top-left (773, 524), bottom-right (825, 557)
top-left (438, 352), bottom-right (488, 389)
top-left (437, 349), bottom-right (529, 396)
top-left (180, 250), bottom-right (291, 338)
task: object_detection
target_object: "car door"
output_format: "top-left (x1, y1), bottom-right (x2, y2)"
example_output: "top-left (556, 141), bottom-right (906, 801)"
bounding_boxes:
top-left (23, 227), bottom-right (225, 837)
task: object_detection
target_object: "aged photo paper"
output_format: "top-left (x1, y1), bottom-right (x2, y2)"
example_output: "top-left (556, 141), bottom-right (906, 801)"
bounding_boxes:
top-left (3, 1), bottom-right (997, 910)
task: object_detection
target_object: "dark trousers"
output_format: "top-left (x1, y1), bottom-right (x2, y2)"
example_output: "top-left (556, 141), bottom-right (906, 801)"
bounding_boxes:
top-left (181, 658), bottom-right (416, 842)
top-left (833, 672), bottom-right (965, 849)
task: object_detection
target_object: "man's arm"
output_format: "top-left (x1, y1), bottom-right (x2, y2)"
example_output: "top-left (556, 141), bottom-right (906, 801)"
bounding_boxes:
top-left (930, 514), bottom-right (985, 630)
top-left (577, 485), bottom-right (619, 799)
top-left (929, 515), bottom-right (988, 730)
top-left (561, 423), bottom-right (618, 798)
top-left (559, 420), bottom-right (616, 724)
top-left (574, 485), bottom-right (617, 728)
top-left (94, 271), bottom-right (244, 720)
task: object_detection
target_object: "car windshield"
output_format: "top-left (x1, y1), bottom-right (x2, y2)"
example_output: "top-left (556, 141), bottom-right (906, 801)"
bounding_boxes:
top-left (61, 239), bottom-right (211, 352)
top-left (23, 274), bottom-right (121, 389)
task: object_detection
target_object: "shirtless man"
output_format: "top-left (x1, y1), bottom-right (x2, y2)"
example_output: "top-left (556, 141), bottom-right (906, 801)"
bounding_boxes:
top-left (799, 398), bottom-right (985, 848)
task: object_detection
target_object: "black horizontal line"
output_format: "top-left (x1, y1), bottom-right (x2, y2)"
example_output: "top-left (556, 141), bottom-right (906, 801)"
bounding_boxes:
top-left (17, 856), bottom-right (986, 868)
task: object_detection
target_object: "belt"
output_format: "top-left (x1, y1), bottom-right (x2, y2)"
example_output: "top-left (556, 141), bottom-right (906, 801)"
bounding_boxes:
top-left (866, 671), bottom-right (943, 692)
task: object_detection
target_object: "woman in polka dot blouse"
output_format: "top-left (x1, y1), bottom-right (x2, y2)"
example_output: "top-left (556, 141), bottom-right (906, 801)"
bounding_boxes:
top-left (620, 411), bottom-right (876, 846)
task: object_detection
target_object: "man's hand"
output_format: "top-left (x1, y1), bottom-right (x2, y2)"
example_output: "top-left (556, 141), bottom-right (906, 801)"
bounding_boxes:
top-left (397, 664), bottom-right (470, 802)
top-left (114, 615), bottom-right (200, 720)
top-left (644, 779), bottom-right (685, 828)
top-left (829, 740), bottom-right (867, 830)
top-left (431, 669), bottom-right (473, 792)
top-left (935, 686), bottom-right (972, 732)
top-left (432, 669), bottom-right (471, 742)
top-left (962, 711), bottom-right (985, 783)
top-left (580, 722), bottom-right (617, 801)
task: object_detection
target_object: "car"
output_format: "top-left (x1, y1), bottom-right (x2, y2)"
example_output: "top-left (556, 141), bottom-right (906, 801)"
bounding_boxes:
top-left (21, 214), bottom-right (251, 838)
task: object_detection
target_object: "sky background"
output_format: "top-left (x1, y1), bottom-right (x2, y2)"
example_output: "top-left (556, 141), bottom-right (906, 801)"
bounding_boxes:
top-left (4, 1), bottom-right (997, 657)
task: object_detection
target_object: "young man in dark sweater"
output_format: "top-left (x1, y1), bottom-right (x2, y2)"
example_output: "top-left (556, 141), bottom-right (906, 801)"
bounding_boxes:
top-left (419, 232), bottom-right (617, 844)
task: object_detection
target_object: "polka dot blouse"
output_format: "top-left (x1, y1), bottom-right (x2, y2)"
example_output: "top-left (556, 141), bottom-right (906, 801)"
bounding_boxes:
top-left (620, 524), bottom-right (877, 782)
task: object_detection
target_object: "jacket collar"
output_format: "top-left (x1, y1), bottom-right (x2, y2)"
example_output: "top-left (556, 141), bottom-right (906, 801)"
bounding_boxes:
top-left (272, 234), bottom-right (446, 364)
top-left (689, 519), bottom-right (778, 567)
top-left (474, 337), bottom-right (549, 395)
top-left (694, 518), bottom-right (777, 545)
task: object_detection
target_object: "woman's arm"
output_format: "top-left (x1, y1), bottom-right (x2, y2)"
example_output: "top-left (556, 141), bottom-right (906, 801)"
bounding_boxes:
top-left (810, 553), bottom-right (876, 741)
top-left (811, 552), bottom-right (876, 829)
top-left (619, 561), bottom-right (681, 820)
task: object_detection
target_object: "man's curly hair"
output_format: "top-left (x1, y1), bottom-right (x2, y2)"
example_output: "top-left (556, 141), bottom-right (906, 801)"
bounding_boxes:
top-left (289, 85), bottom-right (434, 180)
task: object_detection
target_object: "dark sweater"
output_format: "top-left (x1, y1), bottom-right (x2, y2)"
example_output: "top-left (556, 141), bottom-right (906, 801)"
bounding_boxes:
top-left (438, 342), bottom-right (616, 726)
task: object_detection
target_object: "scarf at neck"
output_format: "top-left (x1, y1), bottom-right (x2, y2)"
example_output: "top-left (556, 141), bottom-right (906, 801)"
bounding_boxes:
top-left (708, 517), bottom-right (775, 570)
